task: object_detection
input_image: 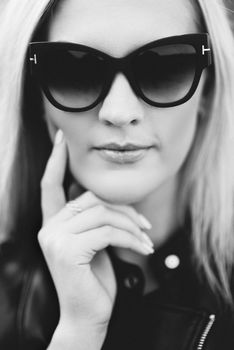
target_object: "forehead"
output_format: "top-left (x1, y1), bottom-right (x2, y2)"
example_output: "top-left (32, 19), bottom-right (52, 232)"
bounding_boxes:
top-left (48, 0), bottom-right (201, 56)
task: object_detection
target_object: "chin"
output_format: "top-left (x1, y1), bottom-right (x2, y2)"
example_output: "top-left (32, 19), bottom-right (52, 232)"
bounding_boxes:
top-left (76, 176), bottom-right (157, 205)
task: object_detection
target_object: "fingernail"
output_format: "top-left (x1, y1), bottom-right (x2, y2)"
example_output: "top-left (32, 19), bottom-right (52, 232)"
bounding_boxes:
top-left (139, 214), bottom-right (152, 230)
top-left (142, 242), bottom-right (154, 254)
top-left (141, 232), bottom-right (154, 247)
top-left (54, 129), bottom-right (64, 145)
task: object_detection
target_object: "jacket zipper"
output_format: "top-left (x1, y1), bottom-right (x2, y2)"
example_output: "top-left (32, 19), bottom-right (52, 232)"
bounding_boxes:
top-left (197, 314), bottom-right (215, 350)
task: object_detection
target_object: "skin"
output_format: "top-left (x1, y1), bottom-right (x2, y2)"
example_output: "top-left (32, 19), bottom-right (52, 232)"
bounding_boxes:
top-left (43, 0), bottom-right (206, 288)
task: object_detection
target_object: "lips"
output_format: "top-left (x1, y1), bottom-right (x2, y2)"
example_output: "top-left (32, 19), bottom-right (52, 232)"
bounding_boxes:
top-left (93, 142), bottom-right (153, 151)
top-left (92, 142), bottom-right (156, 164)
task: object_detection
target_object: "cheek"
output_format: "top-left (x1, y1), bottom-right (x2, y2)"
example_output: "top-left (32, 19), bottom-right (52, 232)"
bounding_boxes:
top-left (154, 98), bottom-right (200, 172)
top-left (43, 97), bottom-right (93, 152)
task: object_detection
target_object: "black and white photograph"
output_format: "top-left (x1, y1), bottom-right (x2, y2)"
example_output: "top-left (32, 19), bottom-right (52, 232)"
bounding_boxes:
top-left (0, 0), bottom-right (234, 349)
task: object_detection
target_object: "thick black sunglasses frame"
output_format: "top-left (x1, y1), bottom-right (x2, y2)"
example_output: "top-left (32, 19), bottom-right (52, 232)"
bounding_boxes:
top-left (28, 33), bottom-right (212, 112)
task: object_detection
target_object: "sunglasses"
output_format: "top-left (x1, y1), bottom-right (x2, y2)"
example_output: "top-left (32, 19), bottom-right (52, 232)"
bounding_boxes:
top-left (28, 33), bottom-right (212, 112)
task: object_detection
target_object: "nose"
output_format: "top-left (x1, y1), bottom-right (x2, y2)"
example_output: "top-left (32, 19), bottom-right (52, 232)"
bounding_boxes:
top-left (98, 73), bottom-right (144, 126)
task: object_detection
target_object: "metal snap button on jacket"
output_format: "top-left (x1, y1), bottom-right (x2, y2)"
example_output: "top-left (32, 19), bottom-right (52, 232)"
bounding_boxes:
top-left (164, 254), bottom-right (180, 269)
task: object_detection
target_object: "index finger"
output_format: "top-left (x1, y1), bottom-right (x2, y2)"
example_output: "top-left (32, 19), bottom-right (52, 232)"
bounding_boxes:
top-left (66, 183), bottom-right (152, 230)
top-left (40, 129), bottom-right (67, 224)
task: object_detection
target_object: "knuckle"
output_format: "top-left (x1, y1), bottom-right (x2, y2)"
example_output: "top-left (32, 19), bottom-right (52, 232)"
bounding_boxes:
top-left (102, 225), bottom-right (114, 239)
top-left (96, 204), bottom-right (107, 215)
top-left (37, 227), bottom-right (49, 248)
top-left (40, 176), bottom-right (50, 189)
top-left (84, 190), bottom-right (96, 201)
top-left (37, 227), bottom-right (46, 240)
top-left (38, 229), bottom-right (63, 257)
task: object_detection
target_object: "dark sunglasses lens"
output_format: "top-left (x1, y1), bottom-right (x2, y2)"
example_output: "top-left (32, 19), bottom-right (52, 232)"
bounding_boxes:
top-left (133, 44), bottom-right (197, 104)
top-left (42, 49), bottom-right (106, 109)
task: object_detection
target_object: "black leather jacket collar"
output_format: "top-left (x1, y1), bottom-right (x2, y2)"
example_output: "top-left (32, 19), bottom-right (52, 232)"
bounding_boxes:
top-left (0, 223), bottom-right (234, 350)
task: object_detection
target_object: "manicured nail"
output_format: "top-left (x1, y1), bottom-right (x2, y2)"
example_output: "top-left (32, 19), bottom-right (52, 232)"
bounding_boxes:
top-left (142, 242), bottom-right (154, 254)
top-left (141, 232), bottom-right (154, 247)
top-left (139, 214), bottom-right (152, 230)
top-left (54, 129), bottom-right (64, 145)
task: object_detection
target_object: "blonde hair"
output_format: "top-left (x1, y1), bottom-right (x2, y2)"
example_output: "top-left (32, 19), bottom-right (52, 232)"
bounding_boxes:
top-left (0, 0), bottom-right (234, 302)
top-left (178, 0), bottom-right (234, 302)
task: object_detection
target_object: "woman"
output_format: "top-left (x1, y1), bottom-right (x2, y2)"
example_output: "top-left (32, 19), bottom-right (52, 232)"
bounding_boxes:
top-left (0, 0), bottom-right (234, 349)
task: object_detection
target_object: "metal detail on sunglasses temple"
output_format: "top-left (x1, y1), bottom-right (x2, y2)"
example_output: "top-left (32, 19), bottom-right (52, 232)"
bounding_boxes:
top-left (29, 47), bottom-right (210, 61)
top-left (30, 54), bottom-right (37, 64)
top-left (201, 45), bottom-right (210, 55)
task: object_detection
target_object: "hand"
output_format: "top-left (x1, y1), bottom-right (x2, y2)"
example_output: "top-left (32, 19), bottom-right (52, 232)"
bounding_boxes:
top-left (38, 130), bottom-right (154, 330)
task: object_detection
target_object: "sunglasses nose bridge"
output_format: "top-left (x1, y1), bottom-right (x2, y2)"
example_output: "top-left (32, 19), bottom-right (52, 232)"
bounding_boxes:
top-left (108, 57), bottom-right (135, 92)
top-left (110, 57), bottom-right (129, 74)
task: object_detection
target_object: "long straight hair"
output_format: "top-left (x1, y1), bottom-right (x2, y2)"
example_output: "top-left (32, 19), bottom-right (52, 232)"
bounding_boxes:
top-left (0, 0), bottom-right (234, 302)
top-left (178, 0), bottom-right (234, 302)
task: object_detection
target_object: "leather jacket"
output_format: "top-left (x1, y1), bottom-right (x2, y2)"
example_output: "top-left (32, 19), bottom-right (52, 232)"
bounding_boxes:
top-left (0, 225), bottom-right (234, 350)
